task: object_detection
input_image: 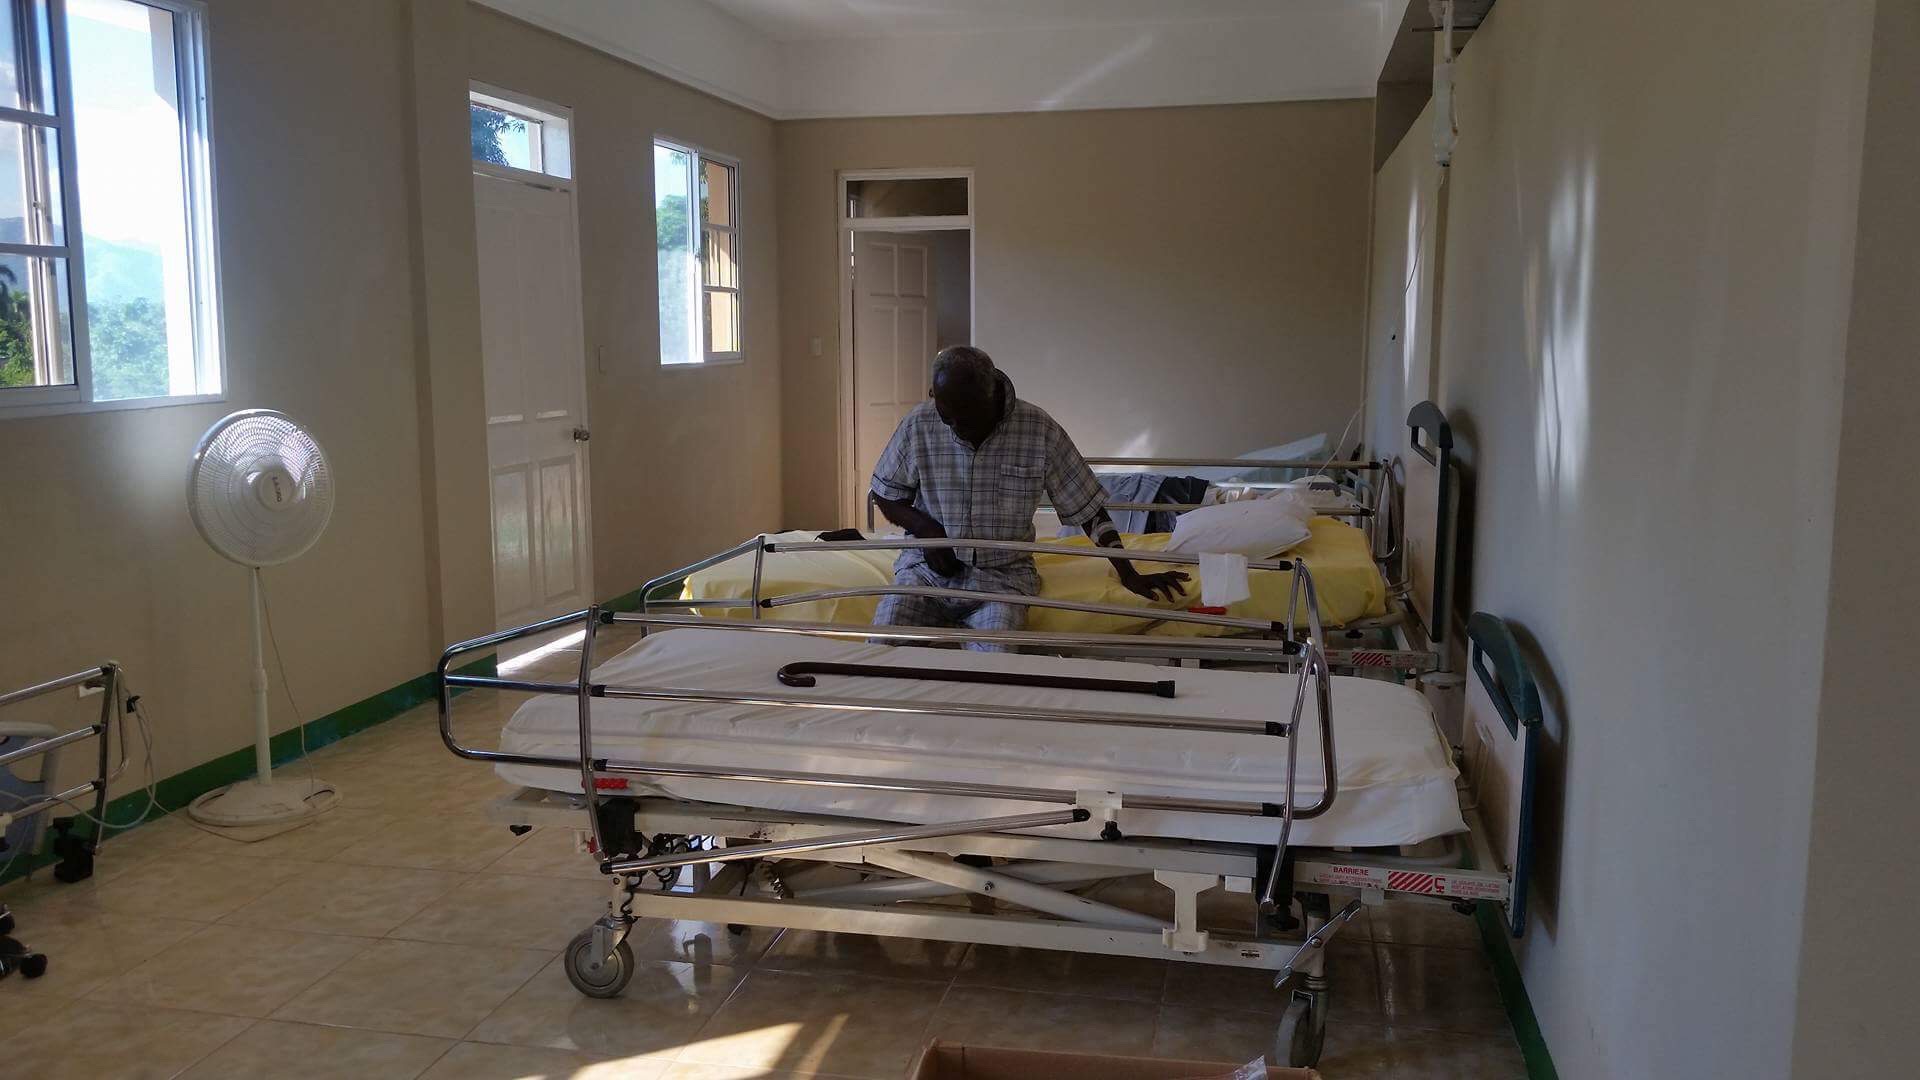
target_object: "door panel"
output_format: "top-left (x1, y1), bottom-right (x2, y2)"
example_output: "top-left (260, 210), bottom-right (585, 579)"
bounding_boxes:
top-left (852, 233), bottom-right (935, 512)
top-left (539, 456), bottom-right (579, 603)
top-left (491, 467), bottom-right (533, 617)
top-left (475, 171), bottom-right (593, 630)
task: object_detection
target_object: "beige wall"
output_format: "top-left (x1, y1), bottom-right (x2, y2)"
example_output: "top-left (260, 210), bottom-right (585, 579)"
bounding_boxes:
top-left (1360, 96), bottom-right (1443, 464)
top-left (1793, 2), bottom-right (1920, 1075)
top-left (1362, 0), bottom-right (1876, 1076)
top-left (0, 0), bottom-right (786, 806)
top-left (0, 0), bottom-right (437, 791)
top-left (466, 5), bottom-right (784, 599)
top-left (776, 102), bottom-right (1372, 527)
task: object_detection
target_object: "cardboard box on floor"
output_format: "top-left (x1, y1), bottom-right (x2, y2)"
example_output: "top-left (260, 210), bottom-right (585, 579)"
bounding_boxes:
top-left (911, 1041), bottom-right (1321, 1080)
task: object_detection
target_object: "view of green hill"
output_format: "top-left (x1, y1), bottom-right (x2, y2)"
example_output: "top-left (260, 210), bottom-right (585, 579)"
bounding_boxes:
top-left (82, 234), bottom-right (165, 304)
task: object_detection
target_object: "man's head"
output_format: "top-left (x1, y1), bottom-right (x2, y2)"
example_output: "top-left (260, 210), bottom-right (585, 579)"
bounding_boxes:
top-left (930, 345), bottom-right (1002, 446)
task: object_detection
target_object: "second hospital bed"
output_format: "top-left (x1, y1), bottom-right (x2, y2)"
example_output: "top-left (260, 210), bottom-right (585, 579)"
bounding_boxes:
top-left (672, 520), bottom-right (1391, 634)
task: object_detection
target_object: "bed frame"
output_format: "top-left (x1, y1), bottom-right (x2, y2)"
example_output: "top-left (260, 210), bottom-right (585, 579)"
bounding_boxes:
top-left (437, 537), bottom-right (1525, 1068)
top-left (1, 664), bottom-right (127, 980)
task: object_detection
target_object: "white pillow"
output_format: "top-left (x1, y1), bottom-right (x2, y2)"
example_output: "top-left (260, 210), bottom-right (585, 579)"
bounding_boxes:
top-left (1164, 492), bottom-right (1312, 559)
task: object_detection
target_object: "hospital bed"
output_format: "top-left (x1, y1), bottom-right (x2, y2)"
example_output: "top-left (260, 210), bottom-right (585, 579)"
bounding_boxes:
top-left (436, 536), bottom-right (1532, 1069)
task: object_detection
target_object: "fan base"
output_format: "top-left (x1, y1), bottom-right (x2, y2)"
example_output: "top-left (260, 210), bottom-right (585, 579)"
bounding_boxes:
top-left (186, 776), bottom-right (341, 828)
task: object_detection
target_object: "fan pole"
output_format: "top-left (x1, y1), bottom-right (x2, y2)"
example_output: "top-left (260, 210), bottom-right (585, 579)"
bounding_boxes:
top-left (249, 565), bottom-right (273, 784)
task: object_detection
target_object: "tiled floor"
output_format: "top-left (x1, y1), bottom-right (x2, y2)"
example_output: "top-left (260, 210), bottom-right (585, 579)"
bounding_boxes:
top-left (0, 631), bottom-right (1526, 1078)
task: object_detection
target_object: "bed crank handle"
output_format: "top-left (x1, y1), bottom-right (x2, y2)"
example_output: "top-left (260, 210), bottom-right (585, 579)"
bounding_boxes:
top-left (1273, 899), bottom-right (1364, 990)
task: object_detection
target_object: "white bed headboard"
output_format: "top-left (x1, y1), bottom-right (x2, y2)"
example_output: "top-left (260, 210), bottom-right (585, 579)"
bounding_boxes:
top-left (1400, 401), bottom-right (1459, 657)
top-left (1462, 611), bottom-right (1542, 938)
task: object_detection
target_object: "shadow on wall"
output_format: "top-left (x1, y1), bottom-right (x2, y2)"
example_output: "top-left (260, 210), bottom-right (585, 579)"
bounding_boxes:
top-left (1503, 616), bottom-right (1569, 948)
top-left (1446, 407), bottom-right (1479, 625)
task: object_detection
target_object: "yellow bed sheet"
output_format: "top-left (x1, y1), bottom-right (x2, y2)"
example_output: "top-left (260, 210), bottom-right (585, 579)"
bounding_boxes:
top-left (680, 519), bottom-right (1387, 636)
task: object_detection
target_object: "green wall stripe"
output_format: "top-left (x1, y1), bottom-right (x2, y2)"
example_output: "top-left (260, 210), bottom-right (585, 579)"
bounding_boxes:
top-left (0, 653), bottom-right (495, 886)
top-left (1476, 903), bottom-right (1560, 1080)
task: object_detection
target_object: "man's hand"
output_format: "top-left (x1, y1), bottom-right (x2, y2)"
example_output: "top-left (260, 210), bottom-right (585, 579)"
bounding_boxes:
top-left (923, 537), bottom-right (965, 579)
top-left (1118, 567), bottom-right (1190, 603)
top-left (873, 494), bottom-right (964, 578)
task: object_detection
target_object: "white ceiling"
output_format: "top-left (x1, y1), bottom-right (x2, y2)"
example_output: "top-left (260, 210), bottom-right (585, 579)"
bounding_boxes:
top-left (479, 0), bottom-right (1398, 119)
top-left (706, 0), bottom-right (1355, 41)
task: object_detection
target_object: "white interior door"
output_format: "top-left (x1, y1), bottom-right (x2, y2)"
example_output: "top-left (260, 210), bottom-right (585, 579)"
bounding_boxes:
top-left (852, 233), bottom-right (934, 514)
top-left (475, 171), bottom-right (593, 631)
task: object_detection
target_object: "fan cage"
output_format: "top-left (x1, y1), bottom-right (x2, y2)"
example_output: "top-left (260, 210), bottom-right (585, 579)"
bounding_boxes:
top-left (188, 409), bottom-right (335, 567)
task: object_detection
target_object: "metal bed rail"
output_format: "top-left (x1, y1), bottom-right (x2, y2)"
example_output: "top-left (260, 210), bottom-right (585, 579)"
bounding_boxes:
top-left (1080, 456), bottom-right (1379, 471)
top-left (436, 558), bottom-right (1339, 913)
top-left (866, 477), bottom-right (1379, 531)
top-left (0, 664), bottom-right (123, 861)
top-left (645, 518), bottom-right (1443, 664)
top-left (645, 532), bottom-right (1304, 631)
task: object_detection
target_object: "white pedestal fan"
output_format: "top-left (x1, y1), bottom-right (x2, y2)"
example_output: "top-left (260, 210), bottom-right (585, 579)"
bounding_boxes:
top-left (185, 409), bottom-right (341, 827)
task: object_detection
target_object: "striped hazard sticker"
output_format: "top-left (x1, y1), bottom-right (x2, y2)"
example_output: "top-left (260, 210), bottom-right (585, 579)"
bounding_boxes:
top-left (1297, 861), bottom-right (1510, 901)
top-left (1387, 871), bottom-right (1444, 894)
top-left (1337, 651), bottom-right (1401, 668)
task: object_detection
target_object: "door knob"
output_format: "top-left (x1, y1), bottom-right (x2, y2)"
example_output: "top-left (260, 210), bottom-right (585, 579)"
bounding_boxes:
top-left (572, 427), bottom-right (591, 442)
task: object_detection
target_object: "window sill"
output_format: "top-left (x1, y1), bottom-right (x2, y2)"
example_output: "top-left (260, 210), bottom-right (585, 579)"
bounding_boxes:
top-left (661, 355), bottom-right (746, 371)
top-left (0, 391), bottom-right (226, 421)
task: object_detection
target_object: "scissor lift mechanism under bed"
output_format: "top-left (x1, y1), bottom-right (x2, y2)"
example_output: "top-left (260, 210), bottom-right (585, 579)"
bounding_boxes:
top-left (437, 547), bottom-right (1513, 1068)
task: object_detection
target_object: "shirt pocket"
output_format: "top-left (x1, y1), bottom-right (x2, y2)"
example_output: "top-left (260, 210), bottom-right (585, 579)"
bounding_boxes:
top-left (999, 462), bottom-right (1045, 501)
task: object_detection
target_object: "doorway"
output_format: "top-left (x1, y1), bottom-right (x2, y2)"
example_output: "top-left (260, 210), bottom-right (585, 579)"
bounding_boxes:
top-left (471, 88), bottom-right (594, 637)
top-left (839, 170), bottom-right (973, 524)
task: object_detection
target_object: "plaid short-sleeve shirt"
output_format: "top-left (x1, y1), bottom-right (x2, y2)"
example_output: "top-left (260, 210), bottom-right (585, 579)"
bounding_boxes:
top-left (870, 372), bottom-right (1105, 579)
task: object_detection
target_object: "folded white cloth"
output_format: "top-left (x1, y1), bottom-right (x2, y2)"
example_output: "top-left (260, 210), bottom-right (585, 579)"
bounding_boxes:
top-left (1198, 551), bottom-right (1252, 608)
top-left (1165, 491), bottom-right (1313, 559)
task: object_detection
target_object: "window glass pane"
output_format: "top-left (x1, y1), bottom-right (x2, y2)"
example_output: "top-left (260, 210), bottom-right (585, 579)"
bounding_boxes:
top-left (655, 143), bottom-right (699, 365)
top-left (0, 120), bottom-right (63, 245)
top-left (470, 102), bottom-right (536, 171)
top-left (68, 0), bottom-right (202, 401)
top-left (0, 0), bottom-right (55, 113)
top-left (705, 289), bottom-right (737, 356)
top-left (702, 227), bottom-right (735, 290)
top-left (0, 253), bottom-right (74, 389)
top-left (701, 159), bottom-right (731, 227)
top-left (845, 177), bottom-right (967, 219)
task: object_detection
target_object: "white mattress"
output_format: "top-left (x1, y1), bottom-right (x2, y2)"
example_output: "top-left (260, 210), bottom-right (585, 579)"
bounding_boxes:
top-left (496, 628), bottom-right (1464, 847)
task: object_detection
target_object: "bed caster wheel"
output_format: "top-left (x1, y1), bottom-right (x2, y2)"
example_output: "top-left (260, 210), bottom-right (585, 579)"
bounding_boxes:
top-left (563, 928), bottom-right (635, 999)
top-left (1273, 988), bottom-right (1326, 1068)
top-left (726, 924), bottom-right (748, 936)
top-left (509, 825), bottom-right (533, 836)
top-left (0, 937), bottom-right (46, 981)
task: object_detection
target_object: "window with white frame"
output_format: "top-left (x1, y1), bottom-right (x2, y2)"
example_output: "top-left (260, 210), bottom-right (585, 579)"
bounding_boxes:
top-left (0, 0), bottom-right (222, 413)
top-left (654, 139), bottom-right (737, 366)
top-left (468, 85), bottom-right (571, 180)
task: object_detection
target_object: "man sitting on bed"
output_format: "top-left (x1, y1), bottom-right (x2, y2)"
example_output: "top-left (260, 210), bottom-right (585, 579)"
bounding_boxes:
top-left (868, 345), bottom-right (1187, 652)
